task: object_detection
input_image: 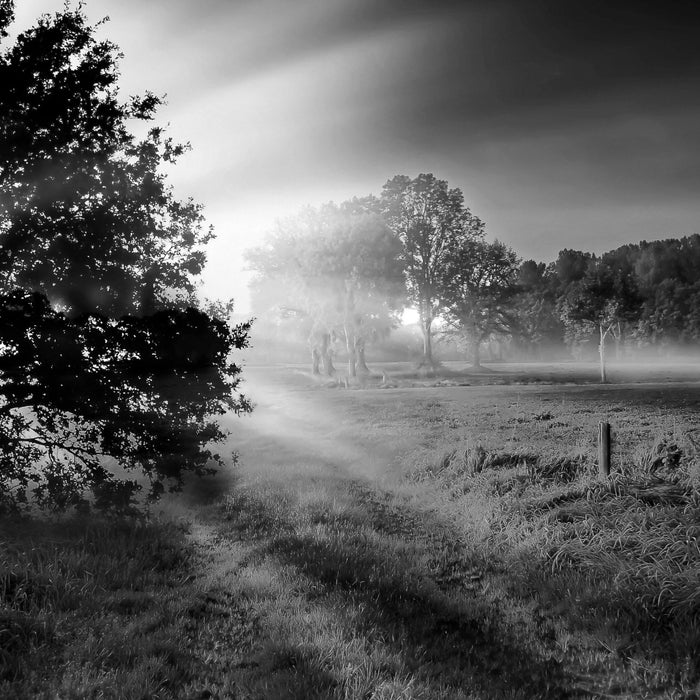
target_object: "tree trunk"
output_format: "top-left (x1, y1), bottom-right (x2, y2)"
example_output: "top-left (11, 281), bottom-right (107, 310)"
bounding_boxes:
top-left (419, 316), bottom-right (435, 368)
top-left (493, 337), bottom-right (504, 361)
top-left (140, 266), bottom-right (159, 316)
top-left (471, 337), bottom-right (481, 368)
top-left (311, 347), bottom-right (321, 375)
top-left (321, 332), bottom-right (335, 376)
top-left (347, 350), bottom-right (357, 378)
top-left (613, 322), bottom-right (622, 360)
top-left (357, 339), bottom-right (370, 373)
top-left (343, 282), bottom-right (357, 379)
top-left (599, 324), bottom-right (607, 384)
top-left (345, 325), bottom-right (357, 378)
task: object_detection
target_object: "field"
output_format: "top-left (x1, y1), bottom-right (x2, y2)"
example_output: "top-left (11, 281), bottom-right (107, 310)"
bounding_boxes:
top-left (2, 362), bottom-right (700, 698)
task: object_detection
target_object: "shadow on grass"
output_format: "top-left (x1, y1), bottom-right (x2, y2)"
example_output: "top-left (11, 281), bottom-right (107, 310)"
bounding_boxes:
top-left (499, 484), bottom-right (700, 683)
top-left (0, 514), bottom-right (208, 695)
top-left (175, 460), bottom-right (240, 507)
top-left (365, 364), bottom-right (608, 389)
top-left (220, 480), bottom-right (575, 699)
top-left (389, 364), bottom-right (501, 380)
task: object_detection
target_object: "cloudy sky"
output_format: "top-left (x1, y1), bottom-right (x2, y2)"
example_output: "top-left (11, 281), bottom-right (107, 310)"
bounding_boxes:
top-left (10, 1), bottom-right (700, 310)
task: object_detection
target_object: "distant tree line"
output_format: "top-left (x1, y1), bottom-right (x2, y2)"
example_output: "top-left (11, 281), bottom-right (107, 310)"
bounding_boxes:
top-left (247, 175), bottom-right (700, 378)
top-left (516, 239), bottom-right (700, 374)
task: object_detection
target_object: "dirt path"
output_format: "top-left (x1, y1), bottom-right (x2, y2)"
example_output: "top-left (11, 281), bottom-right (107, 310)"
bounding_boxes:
top-left (170, 369), bottom-right (608, 699)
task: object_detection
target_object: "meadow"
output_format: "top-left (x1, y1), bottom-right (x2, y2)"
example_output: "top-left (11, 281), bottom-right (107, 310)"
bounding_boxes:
top-left (2, 362), bottom-right (700, 699)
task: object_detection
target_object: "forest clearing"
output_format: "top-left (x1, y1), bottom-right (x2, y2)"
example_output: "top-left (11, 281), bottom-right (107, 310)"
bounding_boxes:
top-left (3, 363), bottom-right (700, 699)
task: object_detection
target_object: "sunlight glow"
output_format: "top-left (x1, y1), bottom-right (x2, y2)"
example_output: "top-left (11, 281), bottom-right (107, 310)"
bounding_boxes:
top-left (401, 308), bottom-right (419, 326)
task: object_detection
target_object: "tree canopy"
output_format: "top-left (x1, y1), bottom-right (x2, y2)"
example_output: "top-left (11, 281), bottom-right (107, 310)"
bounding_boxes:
top-left (558, 256), bottom-right (640, 380)
top-left (0, 5), bottom-right (251, 512)
top-left (509, 260), bottom-right (563, 360)
top-left (441, 239), bottom-right (519, 367)
top-left (247, 202), bottom-right (404, 377)
top-left (0, 5), bottom-right (210, 316)
top-left (0, 290), bottom-right (250, 512)
top-left (0, 1), bottom-right (12, 37)
top-left (246, 167), bottom-right (700, 373)
top-left (380, 173), bottom-right (485, 368)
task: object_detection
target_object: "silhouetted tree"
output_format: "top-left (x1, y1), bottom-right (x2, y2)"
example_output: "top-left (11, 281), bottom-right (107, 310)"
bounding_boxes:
top-left (380, 174), bottom-right (484, 369)
top-left (633, 236), bottom-right (700, 294)
top-left (552, 237), bottom-right (700, 354)
top-left (559, 259), bottom-right (640, 382)
top-left (634, 278), bottom-right (700, 349)
top-left (0, 6), bottom-right (210, 316)
top-left (0, 290), bottom-right (251, 512)
top-left (510, 260), bottom-right (564, 359)
top-left (0, 6), bottom-right (252, 511)
top-left (441, 239), bottom-right (519, 367)
top-left (552, 249), bottom-right (594, 293)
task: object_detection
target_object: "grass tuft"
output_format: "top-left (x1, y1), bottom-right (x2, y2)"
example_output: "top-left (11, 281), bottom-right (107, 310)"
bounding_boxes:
top-left (410, 431), bottom-right (700, 689)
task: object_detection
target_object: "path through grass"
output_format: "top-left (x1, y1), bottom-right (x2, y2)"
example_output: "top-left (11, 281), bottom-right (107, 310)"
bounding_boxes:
top-left (2, 365), bottom-right (700, 698)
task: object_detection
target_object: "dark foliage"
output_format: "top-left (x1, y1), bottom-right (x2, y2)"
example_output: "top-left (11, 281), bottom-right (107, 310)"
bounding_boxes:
top-left (0, 1), bottom-right (12, 38)
top-left (509, 237), bottom-right (700, 358)
top-left (379, 173), bottom-right (485, 367)
top-left (0, 290), bottom-right (250, 512)
top-left (0, 6), bottom-right (252, 512)
top-left (441, 238), bottom-right (520, 367)
top-left (509, 261), bottom-right (564, 359)
top-left (0, 6), bottom-right (210, 316)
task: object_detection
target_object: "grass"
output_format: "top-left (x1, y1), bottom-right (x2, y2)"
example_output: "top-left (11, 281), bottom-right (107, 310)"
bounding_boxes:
top-left (406, 436), bottom-right (700, 694)
top-left (2, 363), bottom-right (700, 697)
top-left (0, 514), bottom-right (266, 698)
top-left (299, 359), bottom-right (700, 389)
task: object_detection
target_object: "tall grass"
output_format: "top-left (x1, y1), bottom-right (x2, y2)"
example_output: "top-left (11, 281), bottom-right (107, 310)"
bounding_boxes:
top-left (408, 433), bottom-right (700, 691)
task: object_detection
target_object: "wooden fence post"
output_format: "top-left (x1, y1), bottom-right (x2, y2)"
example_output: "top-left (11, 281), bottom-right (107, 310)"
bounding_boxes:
top-left (598, 422), bottom-right (611, 477)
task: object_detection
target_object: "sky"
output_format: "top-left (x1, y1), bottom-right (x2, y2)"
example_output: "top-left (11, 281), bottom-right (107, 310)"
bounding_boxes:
top-left (8, 0), bottom-right (700, 311)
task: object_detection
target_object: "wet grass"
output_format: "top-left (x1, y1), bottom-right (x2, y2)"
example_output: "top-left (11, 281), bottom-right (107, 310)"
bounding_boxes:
top-left (0, 515), bottom-right (265, 699)
top-left (393, 387), bottom-right (700, 698)
top-left (304, 359), bottom-right (700, 389)
top-left (2, 368), bottom-right (700, 697)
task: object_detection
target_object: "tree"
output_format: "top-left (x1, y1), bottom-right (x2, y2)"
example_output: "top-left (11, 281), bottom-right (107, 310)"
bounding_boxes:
top-left (246, 206), bottom-right (340, 376)
top-left (633, 236), bottom-right (700, 294)
top-left (509, 260), bottom-right (564, 359)
top-left (0, 6), bottom-right (211, 316)
top-left (441, 238), bottom-right (519, 367)
top-left (552, 249), bottom-right (594, 291)
top-left (380, 174), bottom-right (484, 369)
top-left (559, 259), bottom-right (640, 382)
top-left (635, 279), bottom-right (700, 350)
top-left (199, 296), bottom-right (237, 326)
top-left (247, 203), bottom-right (404, 378)
top-left (0, 6), bottom-right (252, 511)
top-left (0, 289), bottom-right (251, 512)
top-left (517, 237), bottom-right (700, 361)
